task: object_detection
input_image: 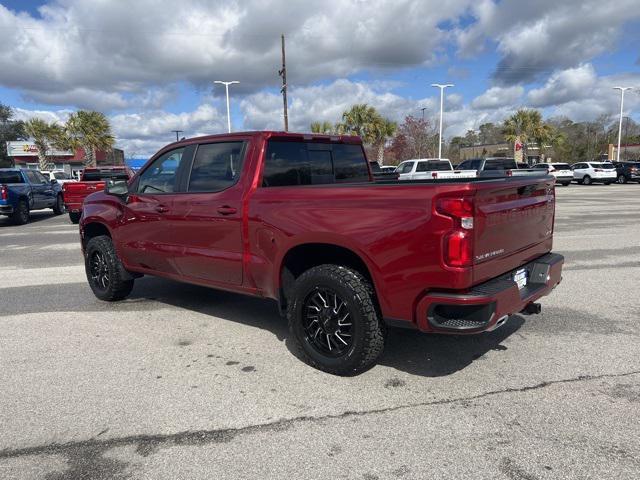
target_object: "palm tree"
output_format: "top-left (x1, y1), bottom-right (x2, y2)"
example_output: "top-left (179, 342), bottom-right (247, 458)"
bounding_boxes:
top-left (310, 121), bottom-right (334, 134)
top-left (24, 119), bottom-right (63, 171)
top-left (371, 118), bottom-right (397, 165)
top-left (338, 104), bottom-right (380, 144)
top-left (66, 110), bottom-right (115, 167)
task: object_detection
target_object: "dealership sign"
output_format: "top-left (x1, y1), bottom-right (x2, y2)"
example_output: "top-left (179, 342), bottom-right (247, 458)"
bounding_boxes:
top-left (6, 141), bottom-right (72, 157)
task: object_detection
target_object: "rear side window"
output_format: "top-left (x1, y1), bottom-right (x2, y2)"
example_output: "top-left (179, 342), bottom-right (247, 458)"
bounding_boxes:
top-left (188, 142), bottom-right (245, 192)
top-left (0, 171), bottom-right (24, 183)
top-left (332, 144), bottom-right (369, 182)
top-left (262, 141), bottom-right (369, 187)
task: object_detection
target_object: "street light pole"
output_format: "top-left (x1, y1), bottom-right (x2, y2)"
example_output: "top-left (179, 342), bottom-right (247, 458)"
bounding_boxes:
top-left (420, 107), bottom-right (427, 121)
top-left (431, 83), bottom-right (454, 159)
top-left (172, 130), bottom-right (183, 142)
top-left (214, 80), bottom-right (240, 133)
top-left (613, 86), bottom-right (632, 162)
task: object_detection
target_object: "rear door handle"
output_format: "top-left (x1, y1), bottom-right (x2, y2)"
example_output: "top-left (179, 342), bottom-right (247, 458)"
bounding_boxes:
top-left (217, 206), bottom-right (237, 215)
top-left (155, 205), bottom-right (169, 213)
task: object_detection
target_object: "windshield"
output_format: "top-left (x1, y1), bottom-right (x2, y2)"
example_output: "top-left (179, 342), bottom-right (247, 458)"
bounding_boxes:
top-left (552, 163), bottom-right (571, 170)
top-left (591, 163), bottom-right (614, 169)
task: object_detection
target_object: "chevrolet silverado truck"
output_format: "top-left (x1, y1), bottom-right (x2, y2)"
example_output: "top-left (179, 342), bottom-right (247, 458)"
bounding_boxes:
top-left (0, 168), bottom-right (64, 224)
top-left (62, 166), bottom-right (133, 224)
top-left (79, 131), bottom-right (564, 375)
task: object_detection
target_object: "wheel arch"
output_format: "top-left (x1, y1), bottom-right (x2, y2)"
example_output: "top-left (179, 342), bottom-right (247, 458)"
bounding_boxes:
top-left (277, 241), bottom-right (383, 315)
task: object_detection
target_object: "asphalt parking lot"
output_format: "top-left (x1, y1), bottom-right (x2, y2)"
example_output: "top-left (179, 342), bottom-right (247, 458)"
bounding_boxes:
top-left (1, 185), bottom-right (639, 480)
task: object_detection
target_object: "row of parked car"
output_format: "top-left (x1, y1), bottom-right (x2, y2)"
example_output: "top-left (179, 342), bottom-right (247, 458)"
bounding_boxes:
top-left (0, 166), bottom-right (132, 225)
top-left (371, 158), bottom-right (640, 185)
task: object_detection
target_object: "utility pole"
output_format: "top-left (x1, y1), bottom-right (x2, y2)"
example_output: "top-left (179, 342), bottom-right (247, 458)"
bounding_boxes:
top-left (420, 107), bottom-right (427, 121)
top-left (613, 86), bottom-right (632, 162)
top-left (214, 80), bottom-right (240, 133)
top-left (279, 34), bottom-right (289, 131)
top-left (172, 130), bottom-right (183, 142)
top-left (431, 83), bottom-right (454, 159)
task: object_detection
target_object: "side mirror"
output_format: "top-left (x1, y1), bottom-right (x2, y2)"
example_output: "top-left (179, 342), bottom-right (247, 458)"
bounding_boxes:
top-left (105, 179), bottom-right (129, 198)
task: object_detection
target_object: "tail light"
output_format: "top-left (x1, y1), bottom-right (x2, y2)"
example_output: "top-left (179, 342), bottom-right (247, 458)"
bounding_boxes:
top-left (1, 185), bottom-right (7, 201)
top-left (436, 196), bottom-right (474, 268)
top-left (432, 172), bottom-right (438, 179)
top-left (506, 169), bottom-right (513, 176)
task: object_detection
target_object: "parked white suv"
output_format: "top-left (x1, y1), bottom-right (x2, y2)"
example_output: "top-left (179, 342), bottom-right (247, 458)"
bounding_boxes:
top-left (532, 163), bottom-right (574, 186)
top-left (395, 158), bottom-right (476, 180)
top-left (571, 162), bottom-right (616, 185)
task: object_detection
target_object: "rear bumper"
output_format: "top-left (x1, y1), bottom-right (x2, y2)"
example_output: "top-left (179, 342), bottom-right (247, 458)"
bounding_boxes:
top-left (415, 253), bottom-right (564, 333)
top-left (64, 202), bottom-right (82, 213)
top-left (0, 205), bottom-right (14, 215)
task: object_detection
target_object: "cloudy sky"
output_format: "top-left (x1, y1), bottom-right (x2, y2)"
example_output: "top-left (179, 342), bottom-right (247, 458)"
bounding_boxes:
top-left (1, 0), bottom-right (639, 156)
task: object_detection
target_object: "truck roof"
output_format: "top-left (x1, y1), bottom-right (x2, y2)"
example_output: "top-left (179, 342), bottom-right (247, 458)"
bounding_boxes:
top-left (162, 131), bottom-right (363, 150)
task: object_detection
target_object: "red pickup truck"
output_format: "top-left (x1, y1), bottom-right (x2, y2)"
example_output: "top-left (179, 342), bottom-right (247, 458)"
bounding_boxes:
top-left (62, 166), bottom-right (133, 223)
top-left (79, 131), bottom-right (563, 375)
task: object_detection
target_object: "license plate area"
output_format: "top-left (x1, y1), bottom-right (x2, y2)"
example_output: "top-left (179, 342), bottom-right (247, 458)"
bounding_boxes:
top-left (514, 268), bottom-right (528, 290)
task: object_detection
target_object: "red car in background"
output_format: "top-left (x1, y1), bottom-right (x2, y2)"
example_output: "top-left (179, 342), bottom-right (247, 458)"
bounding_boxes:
top-left (62, 166), bottom-right (134, 223)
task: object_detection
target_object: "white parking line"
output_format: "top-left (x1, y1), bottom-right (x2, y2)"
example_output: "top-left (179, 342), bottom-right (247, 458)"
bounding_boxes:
top-left (0, 230), bottom-right (76, 237)
top-left (1, 243), bottom-right (81, 251)
top-left (0, 265), bottom-right (85, 286)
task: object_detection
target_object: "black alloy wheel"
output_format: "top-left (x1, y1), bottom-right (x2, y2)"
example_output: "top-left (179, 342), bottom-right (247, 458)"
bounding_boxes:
top-left (303, 287), bottom-right (354, 357)
top-left (84, 235), bottom-right (134, 301)
top-left (90, 250), bottom-right (110, 291)
top-left (11, 200), bottom-right (30, 225)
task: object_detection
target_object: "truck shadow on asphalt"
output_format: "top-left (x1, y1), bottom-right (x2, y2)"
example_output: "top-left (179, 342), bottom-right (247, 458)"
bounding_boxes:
top-left (0, 210), bottom-right (60, 227)
top-left (130, 277), bottom-right (524, 378)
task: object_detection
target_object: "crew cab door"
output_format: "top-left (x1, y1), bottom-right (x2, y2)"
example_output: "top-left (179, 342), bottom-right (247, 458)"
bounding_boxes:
top-left (118, 146), bottom-right (192, 274)
top-left (168, 141), bottom-right (247, 286)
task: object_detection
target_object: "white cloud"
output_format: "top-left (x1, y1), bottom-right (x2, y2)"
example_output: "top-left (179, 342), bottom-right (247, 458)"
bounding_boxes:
top-left (527, 64), bottom-right (597, 107)
top-left (457, 0), bottom-right (640, 84)
top-left (240, 79), bottom-right (436, 132)
top-left (471, 85), bottom-right (524, 110)
top-left (0, 0), bottom-right (471, 110)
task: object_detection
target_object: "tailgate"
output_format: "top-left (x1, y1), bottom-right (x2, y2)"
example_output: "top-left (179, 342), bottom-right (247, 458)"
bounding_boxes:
top-left (473, 177), bottom-right (555, 266)
top-left (63, 181), bottom-right (105, 205)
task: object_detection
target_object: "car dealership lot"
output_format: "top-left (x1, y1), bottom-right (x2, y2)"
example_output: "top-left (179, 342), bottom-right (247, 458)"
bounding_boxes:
top-left (1, 186), bottom-right (639, 479)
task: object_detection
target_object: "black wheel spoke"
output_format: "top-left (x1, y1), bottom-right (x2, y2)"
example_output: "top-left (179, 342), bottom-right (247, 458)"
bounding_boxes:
top-left (302, 287), bottom-right (354, 357)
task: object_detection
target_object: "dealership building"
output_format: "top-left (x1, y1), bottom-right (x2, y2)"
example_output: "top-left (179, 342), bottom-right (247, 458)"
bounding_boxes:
top-left (5, 141), bottom-right (124, 177)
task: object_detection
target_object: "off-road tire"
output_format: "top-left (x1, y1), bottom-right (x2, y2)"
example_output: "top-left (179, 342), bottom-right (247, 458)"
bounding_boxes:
top-left (52, 194), bottom-right (64, 215)
top-left (287, 264), bottom-right (386, 376)
top-left (10, 200), bottom-right (30, 225)
top-left (85, 235), bottom-right (134, 301)
top-left (69, 211), bottom-right (81, 224)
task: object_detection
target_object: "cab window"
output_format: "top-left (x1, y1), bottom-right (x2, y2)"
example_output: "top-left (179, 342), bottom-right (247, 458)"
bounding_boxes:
top-left (138, 148), bottom-right (186, 194)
